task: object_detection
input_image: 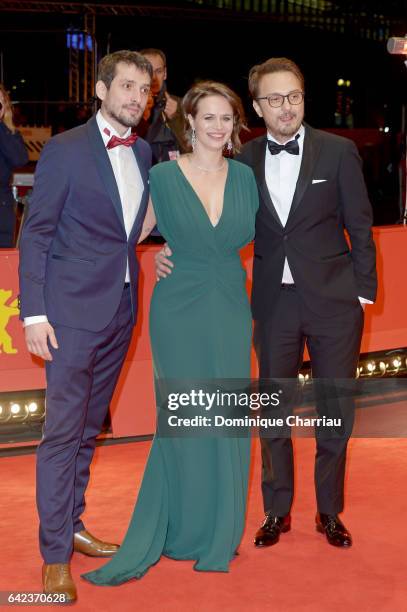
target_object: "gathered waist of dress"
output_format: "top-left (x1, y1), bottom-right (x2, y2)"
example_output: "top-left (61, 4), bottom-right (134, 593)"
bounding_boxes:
top-left (168, 251), bottom-right (243, 271)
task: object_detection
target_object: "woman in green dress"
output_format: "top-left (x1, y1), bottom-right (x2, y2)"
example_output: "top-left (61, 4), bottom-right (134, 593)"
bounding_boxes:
top-left (82, 81), bottom-right (259, 585)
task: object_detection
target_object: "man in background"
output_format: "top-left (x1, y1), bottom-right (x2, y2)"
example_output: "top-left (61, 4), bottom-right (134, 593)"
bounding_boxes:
top-left (140, 47), bottom-right (187, 162)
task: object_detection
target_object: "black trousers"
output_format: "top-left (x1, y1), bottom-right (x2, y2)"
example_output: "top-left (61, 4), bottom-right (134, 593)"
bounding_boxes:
top-left (0, 203), bottom-right (16, 247)
top-left (253, 284), bottom-right (364, 516)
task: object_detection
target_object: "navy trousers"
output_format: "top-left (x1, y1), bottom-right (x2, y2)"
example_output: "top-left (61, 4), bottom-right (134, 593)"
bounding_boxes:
top-left (37, 286), bottom-right (133, 563)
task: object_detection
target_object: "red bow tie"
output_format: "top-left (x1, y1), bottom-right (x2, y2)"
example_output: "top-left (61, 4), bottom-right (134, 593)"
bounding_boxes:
top-left (104, 128), bottom-right (138, 149)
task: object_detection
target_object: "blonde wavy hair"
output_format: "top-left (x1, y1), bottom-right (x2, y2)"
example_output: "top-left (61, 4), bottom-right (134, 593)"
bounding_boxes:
top-left (0, 84), bottom-right (17, 133)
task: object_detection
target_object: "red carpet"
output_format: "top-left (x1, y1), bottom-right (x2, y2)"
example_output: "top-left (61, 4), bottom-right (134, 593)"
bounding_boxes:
top-left (1, 438), bottom-right (406, 611)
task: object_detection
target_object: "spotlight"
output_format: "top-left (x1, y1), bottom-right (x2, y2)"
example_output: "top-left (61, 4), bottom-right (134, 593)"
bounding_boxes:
top-left (379, 361), bottom-right (388, 375)
top-left (0, 404), bottom-right (10, 423)
top-left (27, 400), bottom-right (45, 422)
top-left (10, 403), bottom-right (21, 415)
top-left (367, 361), bottom-right (376, 373)
top-left (387, 36), bottom-right (407, 55)
top-left (27, 402), bottom-right (38, 413)
top-left (9, 402), bottom-right (29, 423)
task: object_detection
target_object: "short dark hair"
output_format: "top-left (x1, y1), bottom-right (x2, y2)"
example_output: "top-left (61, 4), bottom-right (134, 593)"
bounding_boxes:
top-left (182, 81), bottom-right (247, 154)
top-left (139, 48), bottom-right (167, 66)
top-left (97, 50), bottom-right (153, 88)
top-left (248, 57), bottom-right (305, 98)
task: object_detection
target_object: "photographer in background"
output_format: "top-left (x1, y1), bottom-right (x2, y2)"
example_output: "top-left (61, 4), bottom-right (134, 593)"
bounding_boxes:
top-left (0, 84), bottom-right (28, 247)
top-left (140, 48), bottom-right (187, 162)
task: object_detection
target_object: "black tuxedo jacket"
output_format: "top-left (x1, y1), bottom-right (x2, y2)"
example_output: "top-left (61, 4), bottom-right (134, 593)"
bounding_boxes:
top-left (237, 124), bottom-right (377, 319)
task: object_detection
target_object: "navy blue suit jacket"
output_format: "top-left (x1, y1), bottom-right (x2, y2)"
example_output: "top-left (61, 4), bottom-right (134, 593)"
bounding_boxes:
top-left (19, 115), bottom-right (152, 331)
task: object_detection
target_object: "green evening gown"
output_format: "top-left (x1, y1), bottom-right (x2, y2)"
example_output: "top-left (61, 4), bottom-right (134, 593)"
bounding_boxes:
top-left (82, 158), bottom-right (259, 585)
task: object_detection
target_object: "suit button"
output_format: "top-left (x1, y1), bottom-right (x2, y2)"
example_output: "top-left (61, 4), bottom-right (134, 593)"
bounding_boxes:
top-left (283, 235), bottom-right (288, 241)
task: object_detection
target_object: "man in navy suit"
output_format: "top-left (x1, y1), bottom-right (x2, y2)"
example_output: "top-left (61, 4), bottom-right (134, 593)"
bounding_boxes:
top-left (19, 50), bottom-right (154, 602)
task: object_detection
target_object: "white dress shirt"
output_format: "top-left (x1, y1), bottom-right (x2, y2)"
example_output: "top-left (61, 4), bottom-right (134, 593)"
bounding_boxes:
top-left (265, 125), bottom-right (304, 284)
top-left (24, 110), bottom-right (144, 326)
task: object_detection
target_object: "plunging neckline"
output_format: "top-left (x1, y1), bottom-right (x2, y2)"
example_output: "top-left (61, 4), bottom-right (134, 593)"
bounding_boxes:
top-left (174, 158), bottom-right (230, 229)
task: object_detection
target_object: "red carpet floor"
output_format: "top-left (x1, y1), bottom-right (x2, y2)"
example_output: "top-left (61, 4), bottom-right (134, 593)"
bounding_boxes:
top-left (1, 438), bottom-right (407, 611)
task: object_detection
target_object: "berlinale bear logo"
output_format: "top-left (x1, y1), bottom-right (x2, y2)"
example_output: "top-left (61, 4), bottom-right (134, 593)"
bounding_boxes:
top-left (0, 289), bottom-right (19, 354)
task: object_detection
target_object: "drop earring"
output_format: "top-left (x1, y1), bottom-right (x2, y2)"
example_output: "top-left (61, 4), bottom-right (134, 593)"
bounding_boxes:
top-left (227, 139), bottom-right (233, 153)
top-left (191, 128), bottom-right (196, 151)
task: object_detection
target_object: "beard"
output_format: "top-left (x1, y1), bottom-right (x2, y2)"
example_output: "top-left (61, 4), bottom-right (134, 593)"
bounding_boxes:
top-left (275, 111), bottom-right (303, 140)
top-left (106, 103), bottom-right (143, 129)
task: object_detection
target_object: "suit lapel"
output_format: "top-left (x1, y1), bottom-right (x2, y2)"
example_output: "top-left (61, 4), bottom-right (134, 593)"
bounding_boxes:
top-left (287, 124), bottom-right (322, 221)
top-left (86, 116), bottom-right (126, 233)
top-left (251, 136), bottom-right (283, 228)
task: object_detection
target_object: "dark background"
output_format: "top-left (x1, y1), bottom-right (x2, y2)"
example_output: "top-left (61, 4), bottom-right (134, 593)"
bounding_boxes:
top-left (0, 0), bottom-right (406, 223)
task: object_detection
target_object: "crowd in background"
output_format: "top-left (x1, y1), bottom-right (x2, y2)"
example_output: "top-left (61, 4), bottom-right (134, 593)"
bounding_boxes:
top-left (0, 45), bottom-right (404, 248)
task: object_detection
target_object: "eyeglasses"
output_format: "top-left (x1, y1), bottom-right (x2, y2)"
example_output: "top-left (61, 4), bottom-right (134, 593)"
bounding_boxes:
top-left (256, 91), bottom-right (304, 108)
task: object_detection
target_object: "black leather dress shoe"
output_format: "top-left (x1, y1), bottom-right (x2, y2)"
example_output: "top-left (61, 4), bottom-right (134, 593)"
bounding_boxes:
top-left (254, 513), bottom-right (291, 547)
top-left (316, 513), bottom-right (352, 547)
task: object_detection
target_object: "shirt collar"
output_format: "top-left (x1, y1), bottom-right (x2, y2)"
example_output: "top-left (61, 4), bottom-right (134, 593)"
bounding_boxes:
top-left (96, 109), bottom-right (131, 146)
top-left (267, 123), bottom-right (305, 147)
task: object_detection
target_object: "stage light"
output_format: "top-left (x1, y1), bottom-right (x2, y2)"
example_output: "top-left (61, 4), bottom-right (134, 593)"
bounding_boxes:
top-left (384, 127), bottom-right (390, 133)
top-left (337, 78), bottom-right (345, 86)
top-left (10, 403), bottom-right (21, 415)
top-left (27, 402), bottom-right (38, 413)
top-left (345, 80), bottom-right (351, 87)
top-left (302, 350), bottom-right (407, 380)
top-left (27, 400), bottom-right (45, 422)
top-left (0, 404), bottom-right (10, 423)
top-left (379, 361), bottom-right (388, 375)
top-left (387, 36), bottom-right (407, 55)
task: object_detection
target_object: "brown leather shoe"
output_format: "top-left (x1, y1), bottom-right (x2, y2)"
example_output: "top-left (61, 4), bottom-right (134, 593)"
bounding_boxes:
top-left (73, 528), bottom-right (119, 557)
top-left (42, 563), bottom-right (77, 603)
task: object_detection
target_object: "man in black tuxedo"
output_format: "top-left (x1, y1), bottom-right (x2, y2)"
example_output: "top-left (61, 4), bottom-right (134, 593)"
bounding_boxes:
top-left (237, 58), bottom-right (377, 548)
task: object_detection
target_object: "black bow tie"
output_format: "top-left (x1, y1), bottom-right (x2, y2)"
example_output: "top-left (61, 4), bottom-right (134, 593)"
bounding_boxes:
top-left (267, 135), bottom-right (300, 156)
